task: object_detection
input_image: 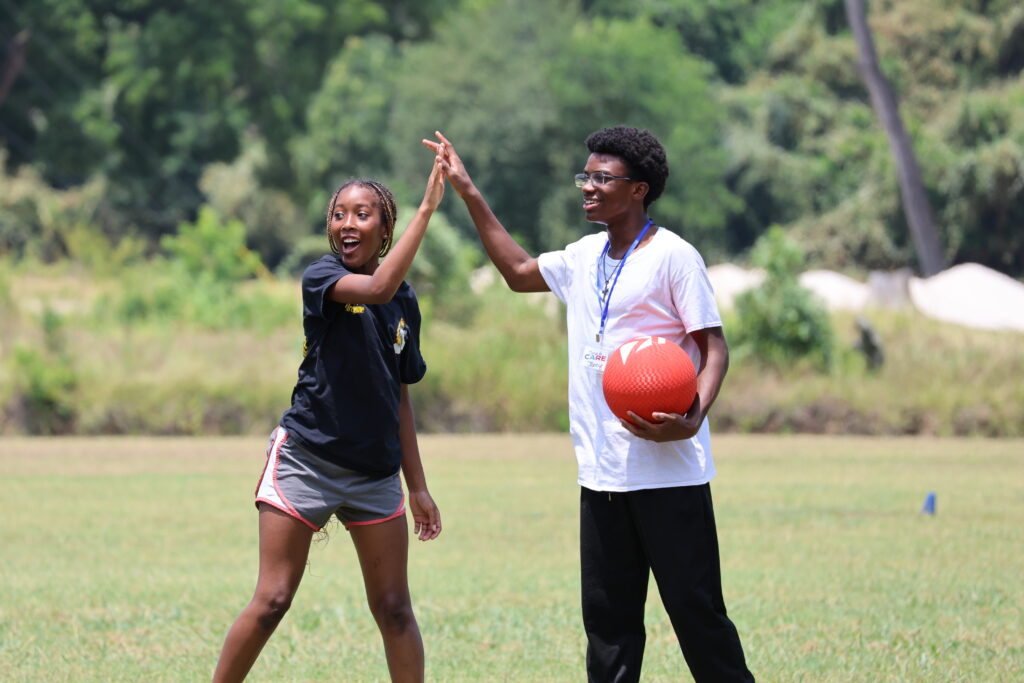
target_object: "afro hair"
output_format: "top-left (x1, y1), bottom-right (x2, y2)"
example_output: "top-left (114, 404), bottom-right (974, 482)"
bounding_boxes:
top-left (584, 126), bottom-right (668, 208)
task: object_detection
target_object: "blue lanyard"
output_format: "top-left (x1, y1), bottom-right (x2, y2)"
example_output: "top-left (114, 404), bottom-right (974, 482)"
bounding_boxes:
top-left (594, 219), bottom-right (653, 342)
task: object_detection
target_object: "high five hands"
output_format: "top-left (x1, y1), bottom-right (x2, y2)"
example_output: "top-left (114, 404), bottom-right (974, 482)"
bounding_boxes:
top-left (422, 131), bottom-right (474, 199)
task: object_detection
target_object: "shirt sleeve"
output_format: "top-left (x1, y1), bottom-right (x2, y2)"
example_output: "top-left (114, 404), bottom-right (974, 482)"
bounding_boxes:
top-left (672, 248), bottom-right (723, 334)
top-left (302, 257), bottom-right (350, 319)
top-left (399, 287), bottom-right (428, 385)
top-left (537, 248), bottom-right (574, 304)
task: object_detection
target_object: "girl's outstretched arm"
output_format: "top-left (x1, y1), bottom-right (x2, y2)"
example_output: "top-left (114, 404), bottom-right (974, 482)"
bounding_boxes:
top-left (398, 384), bottom-right (441, 541)
top-left (423, 131), bottom-right (549, 293)
top-left (330, 152), bottom-right (446, 305)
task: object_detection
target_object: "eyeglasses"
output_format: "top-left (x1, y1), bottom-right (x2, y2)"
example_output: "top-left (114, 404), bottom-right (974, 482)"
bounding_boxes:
top-left (574, 171), bottom-right (635, 188)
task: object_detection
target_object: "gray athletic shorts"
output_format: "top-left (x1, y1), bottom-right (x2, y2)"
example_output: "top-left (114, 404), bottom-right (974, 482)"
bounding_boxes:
top-left (254, 426), bottom-right (405, 531)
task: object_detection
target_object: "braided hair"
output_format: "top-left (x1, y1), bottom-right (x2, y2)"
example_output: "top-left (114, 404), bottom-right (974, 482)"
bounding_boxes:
top-left (324, 179), bottom-right (398, 258)
top-left (584, 126), bottom-right (669, 208)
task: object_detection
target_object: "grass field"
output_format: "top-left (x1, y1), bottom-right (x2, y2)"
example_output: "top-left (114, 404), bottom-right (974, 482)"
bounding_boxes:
top-left (3, 434), bottom-right (1022, 681)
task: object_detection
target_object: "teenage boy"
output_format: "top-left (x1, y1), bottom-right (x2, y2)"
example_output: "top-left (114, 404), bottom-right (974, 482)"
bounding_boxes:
top-left (426, 126), bottom-right (753, 682)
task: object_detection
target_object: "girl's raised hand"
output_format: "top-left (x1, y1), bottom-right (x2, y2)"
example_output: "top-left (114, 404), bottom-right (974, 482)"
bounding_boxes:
top-left (421, 147), bottom-right (446, 212)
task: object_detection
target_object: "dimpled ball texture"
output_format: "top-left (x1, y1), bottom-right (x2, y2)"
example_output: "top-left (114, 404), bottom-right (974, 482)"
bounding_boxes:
top-left (602, 336), bottom-right (697, 423)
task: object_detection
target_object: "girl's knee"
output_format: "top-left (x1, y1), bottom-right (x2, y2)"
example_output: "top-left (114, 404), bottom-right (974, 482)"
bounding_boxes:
top-left (368, 591), bottom-right (416, 634)
top-left (253, 587), bottom-right (297, 631)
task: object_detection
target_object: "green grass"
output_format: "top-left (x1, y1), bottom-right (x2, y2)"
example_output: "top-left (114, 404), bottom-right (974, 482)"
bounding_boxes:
top-left (3, 435), bottom-right (1022, 681)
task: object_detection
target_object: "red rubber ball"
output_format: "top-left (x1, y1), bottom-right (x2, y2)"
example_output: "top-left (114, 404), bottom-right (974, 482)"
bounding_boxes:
top-left (602, 336), bottom-right (697, 423)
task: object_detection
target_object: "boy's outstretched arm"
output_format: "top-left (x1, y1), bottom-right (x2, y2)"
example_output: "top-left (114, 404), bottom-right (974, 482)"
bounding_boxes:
top-left (423, 131), bottom-right (549, 293)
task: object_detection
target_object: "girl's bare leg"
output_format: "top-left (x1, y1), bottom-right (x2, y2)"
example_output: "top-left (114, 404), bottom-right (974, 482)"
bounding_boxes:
top-left (212, 505), bottom-right (314, 683)
top-left (350, 516), bottom-right (424, 683)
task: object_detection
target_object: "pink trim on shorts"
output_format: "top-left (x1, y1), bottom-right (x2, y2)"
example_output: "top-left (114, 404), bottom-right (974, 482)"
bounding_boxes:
top-left (255, 498), bottom-right (319, 531)
top-left (344, 482), bottom-right (406, 530)
top-left (254, 428), bottom-right (319, 531)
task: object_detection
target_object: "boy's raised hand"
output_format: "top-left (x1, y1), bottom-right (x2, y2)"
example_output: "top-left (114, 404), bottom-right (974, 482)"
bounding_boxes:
top-left (422, 131), bottom-right (474, 199)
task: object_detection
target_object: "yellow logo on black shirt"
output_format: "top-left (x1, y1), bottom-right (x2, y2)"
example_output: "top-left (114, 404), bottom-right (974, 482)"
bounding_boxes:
top-left (345, 303), bottom-right (366, 314)
top-left (393, 318), bottom-right (409, 354)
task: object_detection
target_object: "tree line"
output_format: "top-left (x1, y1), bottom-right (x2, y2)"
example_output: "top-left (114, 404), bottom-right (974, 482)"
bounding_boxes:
top-left (2, 0), bottom-right (1022, 276)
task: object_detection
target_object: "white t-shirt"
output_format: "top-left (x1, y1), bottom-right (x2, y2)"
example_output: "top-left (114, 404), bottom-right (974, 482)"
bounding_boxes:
top-left (537, 226), bottom-right (723, 492)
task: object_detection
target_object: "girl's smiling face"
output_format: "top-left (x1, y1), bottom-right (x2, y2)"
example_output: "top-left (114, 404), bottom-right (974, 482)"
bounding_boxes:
top-left (329, 185), bottom-right (387, 273)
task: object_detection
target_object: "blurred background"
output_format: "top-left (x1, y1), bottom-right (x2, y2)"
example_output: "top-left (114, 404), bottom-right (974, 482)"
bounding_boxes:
top-left (2, 0), bottom-right (1022, 437)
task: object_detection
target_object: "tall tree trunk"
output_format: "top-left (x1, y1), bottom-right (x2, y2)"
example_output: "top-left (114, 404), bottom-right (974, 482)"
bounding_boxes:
top-left (844, 0), bottom-right (945, 276)
top-left (0, 30), bottom-right (29, 109)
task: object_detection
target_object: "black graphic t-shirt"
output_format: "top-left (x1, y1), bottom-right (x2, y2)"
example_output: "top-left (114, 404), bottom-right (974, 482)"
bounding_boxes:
top-left (280, 255), bottom-right (426, 476)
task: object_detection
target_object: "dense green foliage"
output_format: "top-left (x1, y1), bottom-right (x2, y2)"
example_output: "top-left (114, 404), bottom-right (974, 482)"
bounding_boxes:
top-left (2, 1), bottom-right (1023, 435)
top-left (3, 0), bottom-right (1022, 273)
top-left (733, 227), bottom-right (835, 371)
top-left (9, 308), bottom-right (77, 434)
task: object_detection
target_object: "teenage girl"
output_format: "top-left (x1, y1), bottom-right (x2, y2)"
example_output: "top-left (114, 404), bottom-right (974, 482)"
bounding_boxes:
top-left (212, 147), bottom-right (447, 683)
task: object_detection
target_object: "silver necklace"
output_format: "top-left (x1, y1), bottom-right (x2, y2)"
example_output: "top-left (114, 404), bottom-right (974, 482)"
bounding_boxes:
top-left (600, 253), bottom-right (622, 304)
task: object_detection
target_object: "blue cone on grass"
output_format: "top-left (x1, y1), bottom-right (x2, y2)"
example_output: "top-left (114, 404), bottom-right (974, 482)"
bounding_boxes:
top-left (921, 491), bottom-right (936, 515)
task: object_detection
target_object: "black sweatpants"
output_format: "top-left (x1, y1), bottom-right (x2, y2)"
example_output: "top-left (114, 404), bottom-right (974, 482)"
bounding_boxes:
top-left (580, 484), bottom-right (753, 683)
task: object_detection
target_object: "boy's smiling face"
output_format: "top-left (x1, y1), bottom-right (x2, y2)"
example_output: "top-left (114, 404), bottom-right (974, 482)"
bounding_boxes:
top-left (580, 153), bottom-right (643, 225)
